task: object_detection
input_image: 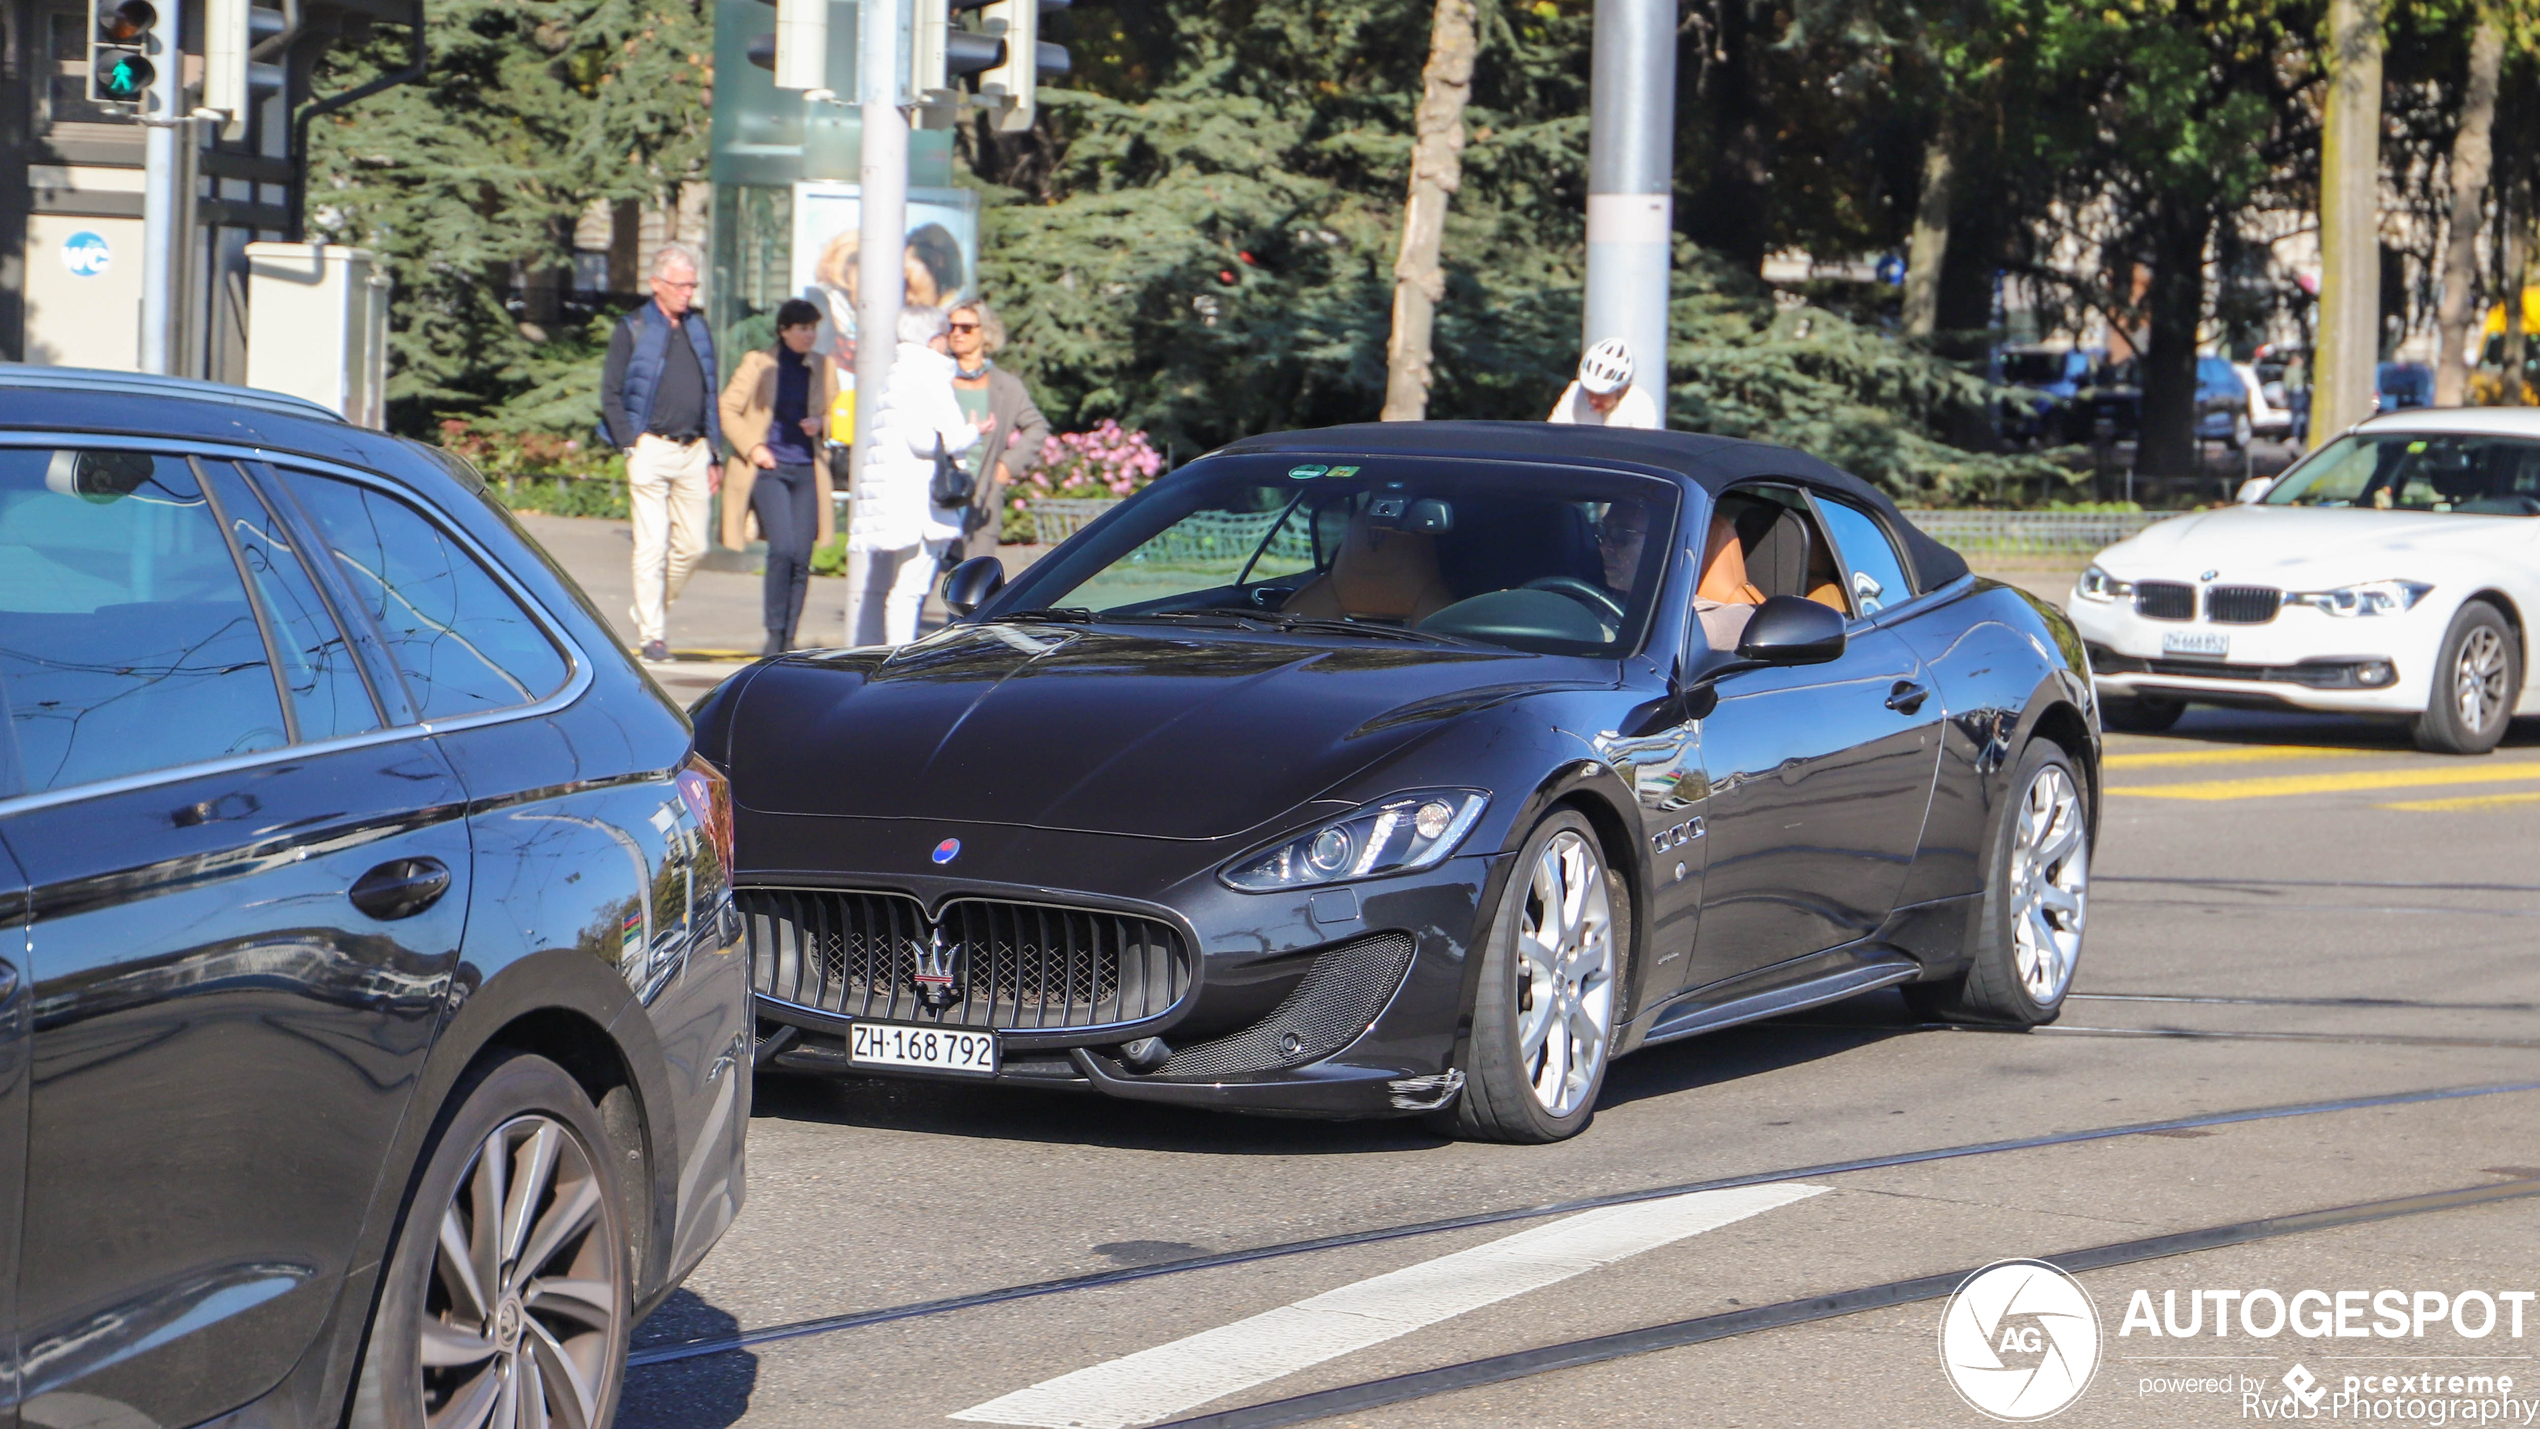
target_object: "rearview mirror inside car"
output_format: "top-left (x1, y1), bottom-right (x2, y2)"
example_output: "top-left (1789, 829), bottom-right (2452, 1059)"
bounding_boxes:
top-left (1734, 595), bottom-right (1847, 667)
top-left (941, 556), bottom-right (1006, 617)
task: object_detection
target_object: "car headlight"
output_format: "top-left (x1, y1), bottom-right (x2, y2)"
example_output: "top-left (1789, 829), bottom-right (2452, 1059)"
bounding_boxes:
top-left (2077, 564), bottom-right (2134, 602)
top-left (1221, 789), bottom-right (1490, 891)
top-left (2285, 580), bottom-right (2434, 617)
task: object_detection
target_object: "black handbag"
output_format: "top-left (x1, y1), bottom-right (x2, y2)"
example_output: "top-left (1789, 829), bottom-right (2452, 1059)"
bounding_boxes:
top-left (928, 435), bottom-right (975, 508)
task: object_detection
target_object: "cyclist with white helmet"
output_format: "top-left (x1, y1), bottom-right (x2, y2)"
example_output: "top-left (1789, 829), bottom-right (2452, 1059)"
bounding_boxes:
top-left (1548, 337), bottom-right (1659, 428)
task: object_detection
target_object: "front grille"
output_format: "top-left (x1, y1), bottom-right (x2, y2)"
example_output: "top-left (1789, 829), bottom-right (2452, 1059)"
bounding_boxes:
top-left (1158, 933), bottom-right (1415, 1078)
top-left (742, 888), bottom-right (1190, 1031)
top-left (2134, 581), bottom-right (2195, 620)
top-left (2205, 585), bottom-right (2283, 624)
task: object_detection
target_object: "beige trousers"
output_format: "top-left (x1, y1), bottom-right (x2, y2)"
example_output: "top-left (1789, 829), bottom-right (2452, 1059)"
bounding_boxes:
top-left (626, 434), bottom-right (712, 647)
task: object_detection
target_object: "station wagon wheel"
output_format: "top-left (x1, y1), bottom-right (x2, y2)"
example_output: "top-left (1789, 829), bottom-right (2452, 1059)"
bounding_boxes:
top-left (352, 1053), bottom-right (631, 1429)
top-left (1445, 810), bottom-right (1629, 1144)
top-left (2413, 601), bottom-right (2519, 756)
top-left (1906, 740), bottom-right (2089, 1027)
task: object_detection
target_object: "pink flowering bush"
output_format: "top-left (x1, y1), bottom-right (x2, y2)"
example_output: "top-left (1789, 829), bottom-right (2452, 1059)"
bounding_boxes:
top-left (1002, 421), bottom-right (1164, 542)
top-left (1025, 420), bottom-right (1164, 499)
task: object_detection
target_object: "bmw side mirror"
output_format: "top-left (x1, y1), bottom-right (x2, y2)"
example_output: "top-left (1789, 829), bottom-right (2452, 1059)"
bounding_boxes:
top-left (1734, 595), bottom-right (1847, 666)
top-left (941, 556), bottom-right (1006, 617)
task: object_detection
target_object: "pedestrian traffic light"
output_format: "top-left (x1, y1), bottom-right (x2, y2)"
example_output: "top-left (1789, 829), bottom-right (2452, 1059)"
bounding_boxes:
top-left (742, 0), bottom-right (826, 93)
top-left (913, 0), bottom-right (1008, 101)
top-left (87, 0), bottom-right (157, 110)
top-left (204, 0), bottom-right (288, 140)
top-left (974, 0), bottom-right (1071, 132)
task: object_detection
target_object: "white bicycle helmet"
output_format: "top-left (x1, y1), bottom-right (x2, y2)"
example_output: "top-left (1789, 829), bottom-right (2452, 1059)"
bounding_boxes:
top-left (1577, 338), bottom-right (1635, 396)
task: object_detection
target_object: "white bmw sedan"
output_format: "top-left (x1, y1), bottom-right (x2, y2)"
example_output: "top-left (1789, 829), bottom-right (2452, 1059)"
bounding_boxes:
top-left (2071, 408), bottom-right (2540, 753)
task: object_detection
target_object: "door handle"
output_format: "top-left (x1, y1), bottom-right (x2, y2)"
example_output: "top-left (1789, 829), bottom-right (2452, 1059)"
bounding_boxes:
top-left (348, 857), bottom-right (453, 921)
top-left (1885, 680), bottom-right (1931, 715)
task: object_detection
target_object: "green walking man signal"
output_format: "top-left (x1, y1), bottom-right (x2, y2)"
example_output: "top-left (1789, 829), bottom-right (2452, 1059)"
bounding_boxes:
top-left (88, 0), bottom-right (157, 107)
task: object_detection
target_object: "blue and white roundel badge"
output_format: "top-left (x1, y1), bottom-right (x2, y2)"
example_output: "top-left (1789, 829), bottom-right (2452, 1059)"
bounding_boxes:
top-left (931, 838), bottom-right (961, 865)
top-left (61, 231), bottom-right (111, 278)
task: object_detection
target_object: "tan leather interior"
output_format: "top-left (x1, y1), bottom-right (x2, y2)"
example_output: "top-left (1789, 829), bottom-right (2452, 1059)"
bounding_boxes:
top-left (1282, 517), bottom-right (1457, 624)
top-left (1696, 513), bottom-right (1765, 606)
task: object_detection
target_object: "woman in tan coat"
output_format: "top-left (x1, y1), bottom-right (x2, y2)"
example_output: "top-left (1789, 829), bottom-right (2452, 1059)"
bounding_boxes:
top-left (719, 298), bottom-right (838, 656)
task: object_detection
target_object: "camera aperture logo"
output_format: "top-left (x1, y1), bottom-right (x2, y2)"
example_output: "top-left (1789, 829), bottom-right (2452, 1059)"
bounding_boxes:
top-left (1941, 1259), bottom-right (2105, 1421)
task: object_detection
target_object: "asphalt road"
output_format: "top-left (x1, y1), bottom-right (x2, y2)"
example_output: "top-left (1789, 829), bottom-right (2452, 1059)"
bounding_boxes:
top-left (612, 720), bottom-right (2540, 1429)
top-left (494, 522), bottom-right (2540, 1429)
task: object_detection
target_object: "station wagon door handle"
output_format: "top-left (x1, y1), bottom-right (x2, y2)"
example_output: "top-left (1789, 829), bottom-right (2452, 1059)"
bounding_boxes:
top-left (348, 857), bottom-right (453, 922)
top-left (1885, 680), bottom-right (1930, 715)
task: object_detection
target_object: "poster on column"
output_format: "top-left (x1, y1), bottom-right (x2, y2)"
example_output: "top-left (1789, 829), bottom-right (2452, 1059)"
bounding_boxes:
top-left (790, 182), bottom-right (982, 370)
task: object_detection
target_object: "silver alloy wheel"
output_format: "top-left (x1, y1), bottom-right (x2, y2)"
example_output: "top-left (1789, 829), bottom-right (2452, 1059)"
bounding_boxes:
top-left (2453, 625), bottom-right (2509, 732)
top-left (2009, 765), bottom-right (2088, 1005)
top-left (1514, 829), bottom-right (1616, 1117)
top-left (421, 1114), bottom-right (620, 1429)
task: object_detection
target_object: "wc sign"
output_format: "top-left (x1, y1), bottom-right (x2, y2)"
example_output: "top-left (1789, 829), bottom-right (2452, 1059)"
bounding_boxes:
top-left (61, 231), bottom-right (111, 277)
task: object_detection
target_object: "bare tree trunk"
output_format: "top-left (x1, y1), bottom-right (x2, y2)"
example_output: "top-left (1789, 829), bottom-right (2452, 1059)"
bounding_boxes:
top-left (2436, 6), bottom-right (2505, 406)
top-left (2314, 0), bottom-right (2385, 443)
top-left (1901, 127), bottom-right (1954, 340)
top-left (2138, 206), bottom-right (2214, 478)
top-left (1381, 0), bottom-right (1480, 422)
top-left (2504, 176), bottom-right (2531, 401)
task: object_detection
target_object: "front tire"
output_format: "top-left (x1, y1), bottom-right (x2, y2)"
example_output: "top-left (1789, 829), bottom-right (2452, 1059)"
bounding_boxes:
top-left (2412, 601), bottom-right (2518, 755)
top-left (351, 1052), bottom-right (631, 1429)
top-left (1444, 811), bottom-right (1628, 1144)
top-left (2228, 412), bottom-right (2252, 450)
top-left (1906, 740), bottom-right (2089, 1026)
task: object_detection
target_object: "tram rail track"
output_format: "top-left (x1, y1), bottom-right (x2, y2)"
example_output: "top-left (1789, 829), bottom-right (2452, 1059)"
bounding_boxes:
top-left (1149, 1175), bottom-right (2540, 1429)
top-left (627, 1077), bottom-right (2540, 1368)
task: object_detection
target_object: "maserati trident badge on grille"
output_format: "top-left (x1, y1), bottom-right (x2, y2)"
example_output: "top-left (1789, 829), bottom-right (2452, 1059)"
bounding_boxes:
top-left (932, 837), bottom-right (961, 865)
top-left (913, 924), bottom-right (964, 1010)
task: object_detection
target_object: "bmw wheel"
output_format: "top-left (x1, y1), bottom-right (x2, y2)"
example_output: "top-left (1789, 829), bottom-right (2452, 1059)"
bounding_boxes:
top-left (2413, 601), bottom-right (2519, 755)
top-left (1907, 740), bottom-right (2088, 1026)
top-left (352, 1051), bottom-right (631, 1429)
top-left (1445, 810), bottom-right (1629, 1144)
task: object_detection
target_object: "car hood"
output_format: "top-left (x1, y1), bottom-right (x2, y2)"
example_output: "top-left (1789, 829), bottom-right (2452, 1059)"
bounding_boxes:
top-left (2097, 504), bottom-right (2540, 586)
top-left (727, 623), bottom-right (1580, 840)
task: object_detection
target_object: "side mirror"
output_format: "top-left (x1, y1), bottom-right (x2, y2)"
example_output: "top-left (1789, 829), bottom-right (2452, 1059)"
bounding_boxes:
top-left (1734, 595), bottom-right (1847, 666)
top-left (2235, 476), bottom-right (2275, 505)
top-left (940, 556), bottom-right (1006, 617)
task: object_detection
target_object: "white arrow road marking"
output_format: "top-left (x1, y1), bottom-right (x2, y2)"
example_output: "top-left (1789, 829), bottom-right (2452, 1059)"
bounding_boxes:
top-left (949, 1180), bottom-right (1828, 1429)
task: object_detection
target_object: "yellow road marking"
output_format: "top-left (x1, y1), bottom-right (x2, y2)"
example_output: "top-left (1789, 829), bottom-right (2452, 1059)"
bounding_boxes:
top-left (2102, 745), bottom-right (2375, 770)
top-left (2109, 761), bottom-right (2540, 801)
top-left (2380, 789), bottom-right (2540, 812)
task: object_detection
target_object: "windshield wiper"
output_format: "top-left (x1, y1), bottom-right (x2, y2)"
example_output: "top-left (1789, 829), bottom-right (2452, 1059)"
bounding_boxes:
top-left (983, 606), bottom-right (1095, 624)
top-left (1270, 616), bottom-right (1483, 646)
top-left (1119, 607), bottom-right (1281, 629)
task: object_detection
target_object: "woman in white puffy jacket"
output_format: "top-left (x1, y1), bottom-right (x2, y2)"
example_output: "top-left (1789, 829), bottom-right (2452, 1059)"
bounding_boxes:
top-left (848, 304), bottom-right (986, 644)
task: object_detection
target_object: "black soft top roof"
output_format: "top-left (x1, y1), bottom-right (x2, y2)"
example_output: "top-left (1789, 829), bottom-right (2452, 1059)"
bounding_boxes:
top-left (1218, 421), bottom-right (1971, 592)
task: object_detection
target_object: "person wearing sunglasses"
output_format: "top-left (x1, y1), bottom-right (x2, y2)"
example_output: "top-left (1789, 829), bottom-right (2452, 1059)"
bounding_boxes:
top-left (943, 298), bottom-right (1050, 567)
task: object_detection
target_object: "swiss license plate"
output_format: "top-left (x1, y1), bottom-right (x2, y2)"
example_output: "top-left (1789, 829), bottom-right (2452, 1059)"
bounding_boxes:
top-left (849, 1022), bottom-right (998, 1075)
top-left (2162, 630), bottom-right (2229, 659)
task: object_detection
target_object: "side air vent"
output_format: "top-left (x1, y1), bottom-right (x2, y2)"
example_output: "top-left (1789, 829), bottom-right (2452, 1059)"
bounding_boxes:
top-left (1157, 933), bottom-right (1415, 1079)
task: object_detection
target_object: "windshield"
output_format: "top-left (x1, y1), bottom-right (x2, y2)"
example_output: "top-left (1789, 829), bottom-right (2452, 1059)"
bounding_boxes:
top-left (2262, 432), bottom-right (2540, 515)
top-left (984, 454), bottom-right (1680, 656)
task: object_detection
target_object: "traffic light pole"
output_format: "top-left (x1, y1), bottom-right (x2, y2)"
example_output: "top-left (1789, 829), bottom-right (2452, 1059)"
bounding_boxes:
top-left (1582, 0), bottom-right (1676, 425)
top-left (137, 0), bottom-right (182, 374)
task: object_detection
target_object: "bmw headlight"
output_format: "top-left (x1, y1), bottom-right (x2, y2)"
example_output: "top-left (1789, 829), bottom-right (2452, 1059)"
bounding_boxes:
top-left (1221, 789), bottom-right (1490, 891)
top-left (2286, 580), bottom-right (2433, 617)
top-left (2076, 565), bottom-right (2134, 602)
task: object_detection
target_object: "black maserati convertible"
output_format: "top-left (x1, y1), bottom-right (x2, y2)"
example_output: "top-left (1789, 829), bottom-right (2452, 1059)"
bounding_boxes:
top-left (696, 423), bottom-right (2098, 1142)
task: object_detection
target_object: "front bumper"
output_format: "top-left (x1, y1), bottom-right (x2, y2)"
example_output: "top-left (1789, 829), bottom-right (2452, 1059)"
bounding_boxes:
top-left (2069, 591), bottom-right (2437, 714)
top-left (738, 810), bottom-right (1493, 1119)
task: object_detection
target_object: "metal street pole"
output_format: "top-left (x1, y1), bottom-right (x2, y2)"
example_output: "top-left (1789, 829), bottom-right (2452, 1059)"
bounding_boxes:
top-left (138, 0), bottom-right (184, 374)
top-left (1583, 0), bottom-right (1676, 426)
top-left (845, 0), bottom-right (909, 645)
top-left (2312, 0), bottom-right (2383, 446)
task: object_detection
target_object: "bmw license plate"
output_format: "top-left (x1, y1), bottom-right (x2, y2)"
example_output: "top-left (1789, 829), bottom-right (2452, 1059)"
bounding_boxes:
top-left (2162, 630), bottom-right (2229, 659)
top-left (850, 1022), bottom-right (998, 1075)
